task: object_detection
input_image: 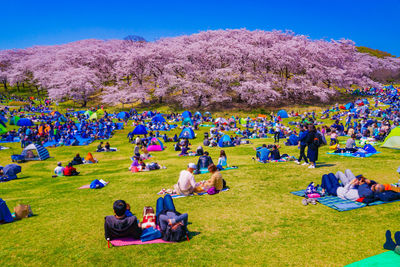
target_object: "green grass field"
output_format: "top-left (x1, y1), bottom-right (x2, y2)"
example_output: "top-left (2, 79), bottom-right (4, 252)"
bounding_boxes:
top-left (1, 117), bottom-right (400, 266)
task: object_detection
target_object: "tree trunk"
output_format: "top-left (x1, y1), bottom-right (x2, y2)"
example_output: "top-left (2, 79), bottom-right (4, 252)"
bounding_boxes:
top-left (158, 96), bottom-right (163, 104)
top-left (16, 82), bottom-right (20, 92)
top-left (197, 95), bottom-right (203, 108)
top-left (35, 86), bottom-right (40, 96)
top-left (81, 100), bottom-right (87, 108)
top-left (2, 81), bottom-right (7, 92)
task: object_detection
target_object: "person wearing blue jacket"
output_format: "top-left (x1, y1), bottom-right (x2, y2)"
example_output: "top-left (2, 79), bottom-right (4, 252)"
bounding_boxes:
top-left (255, 144), bottom-right (270, 163)
top-left (295, 125), bottom-right (309, 165)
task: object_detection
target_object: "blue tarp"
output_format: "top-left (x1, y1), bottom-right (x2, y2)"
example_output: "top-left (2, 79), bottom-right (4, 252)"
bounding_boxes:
top-left (17, 118), bottom-right (34, 126)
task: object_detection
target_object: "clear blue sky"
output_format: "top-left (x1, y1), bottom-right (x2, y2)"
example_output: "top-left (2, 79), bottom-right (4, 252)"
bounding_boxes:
top-left (2, 0), bottom-right (399, 55)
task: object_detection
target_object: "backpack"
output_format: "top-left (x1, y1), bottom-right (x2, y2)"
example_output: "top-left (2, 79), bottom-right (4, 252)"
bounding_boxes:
top-left (162, 222), bottom-right (188, 242)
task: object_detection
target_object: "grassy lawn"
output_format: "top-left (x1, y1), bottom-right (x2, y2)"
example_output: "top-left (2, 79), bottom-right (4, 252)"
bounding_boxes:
top-left (1, 114), bottom-right (399, 266)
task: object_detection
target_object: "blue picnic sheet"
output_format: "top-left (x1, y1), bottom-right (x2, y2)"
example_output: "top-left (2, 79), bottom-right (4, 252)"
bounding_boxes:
top-left (290, 189), bottom-right (400, 211)
top-left (327, 151), bottom-right (380, 158)
top-left (196, 166), bottom-right (238, 175)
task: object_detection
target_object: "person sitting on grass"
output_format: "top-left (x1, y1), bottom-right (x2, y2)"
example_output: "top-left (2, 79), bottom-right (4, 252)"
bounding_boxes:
top-left (85, 152), bottom-right (98, 163)
top-left (196, 151), bottom-right (213, 172)
top-left (96, 142), bottom-right (104, 152)
top-left (254, 144), bottom-right (270, 163)
top-left (345, 134), bottom-right (357, 153)
top-left (173, 163), bottom-right (197, 196)
top-left (53, 162), bottom-right (65, 177)
top-left (195, 164), bottom-right (224, 194)
top-left (63, 163), bottom-right (80, 176)
top-left (104, 200), bottom-right (142, 241)
top-left (217, 150), bottom-right (228, 170)
top-left (179, 145), bottom-right (189, 156)
top-left (71, 153), bottom-right (83, 165)
top-left (104, 142), bottom-right (111, 152)
top-left (195, 145), bottom-right (204, 156)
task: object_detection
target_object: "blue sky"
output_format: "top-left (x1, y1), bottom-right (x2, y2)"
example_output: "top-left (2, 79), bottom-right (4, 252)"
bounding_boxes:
top-left (2, 0), bottom-right (399, 55)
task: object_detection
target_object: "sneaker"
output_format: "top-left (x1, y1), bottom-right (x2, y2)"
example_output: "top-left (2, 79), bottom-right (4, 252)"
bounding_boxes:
top-left (302, 198), bottom-right (309, 206)
top-left (310, 199), bottom-right (317, 205)
top-left (302, 162), bottom-right (309, 166)
top-left (294, 160), bottom-right (300, 165)
top-left (308, 165), bottom-right (315, 169)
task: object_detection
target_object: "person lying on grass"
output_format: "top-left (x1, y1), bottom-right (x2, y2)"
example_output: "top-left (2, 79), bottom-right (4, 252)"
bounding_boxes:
top-left (322, 171), bottom-right (400, 201)
top-left (104, 200), bottom-right (142, 241)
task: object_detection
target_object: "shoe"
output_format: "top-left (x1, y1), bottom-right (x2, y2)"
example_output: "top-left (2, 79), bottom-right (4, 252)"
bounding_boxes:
top-left (294, 160), bottom-right (300, 165)
top-left (302, 162), bottom-right (309, 166)
top-left (308, 165), bottom-right (315, 169)
top-left (310, 199), bottom-right (317, 205)
top-left (302, 198), bottom-right (309, 206)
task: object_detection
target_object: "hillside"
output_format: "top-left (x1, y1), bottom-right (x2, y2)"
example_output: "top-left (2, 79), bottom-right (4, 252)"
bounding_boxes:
top-left (356, 46), bottom-right (397, 58)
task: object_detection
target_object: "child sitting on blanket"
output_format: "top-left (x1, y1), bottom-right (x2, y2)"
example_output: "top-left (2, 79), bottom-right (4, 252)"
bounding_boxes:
top-left (104, 200), bottom-right (142, 241)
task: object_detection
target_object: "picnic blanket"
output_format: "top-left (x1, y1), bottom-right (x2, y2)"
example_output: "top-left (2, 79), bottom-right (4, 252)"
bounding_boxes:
top-left (291, 189), bottom-right (400, 211)
top-left (196, 166), bottom-right (238, 175)
top-left (110, 237), bottom-right (171, 247)
top-left (78, 181), bottom-right (109, 189)
top-left (345, 251), bottom-right (399, 266)
top-left (171, 187), bottom-right (229, 199)
top-left (327, 151), bottom-right (380, 158)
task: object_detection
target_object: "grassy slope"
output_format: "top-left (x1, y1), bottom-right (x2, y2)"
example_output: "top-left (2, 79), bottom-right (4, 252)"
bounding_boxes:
top-left (0, 112), bottom-right (400, 266)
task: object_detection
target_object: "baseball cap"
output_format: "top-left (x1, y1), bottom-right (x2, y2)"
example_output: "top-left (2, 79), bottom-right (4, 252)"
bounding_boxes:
top-left (188, 163), bottom-right (196, 169)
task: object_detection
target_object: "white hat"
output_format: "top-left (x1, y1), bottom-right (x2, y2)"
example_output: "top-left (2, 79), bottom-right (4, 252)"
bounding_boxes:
top-left (188, 163), bottom-right (196, 169)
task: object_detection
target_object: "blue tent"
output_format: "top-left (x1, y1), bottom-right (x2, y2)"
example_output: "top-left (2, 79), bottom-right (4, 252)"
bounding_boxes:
top-left (182, 111), bottom-right (192, 118)
top-left (194, 111), bottom-right (202, 117)
top-left (287, 134), bottom-right (299, 146)
top-left (277, 110), bottom-right (288, 118)
top-left (179, 127), bottom-right (195, 139)
top-left (218, 135), bottom-right (232, 147)
top-left (0, 115), bottom-right (8, 123)
top-left (117, 111), bottom-right (129, 119)
top-left (152, 114), bottom-right (166, 123)
top-left (345, 102), bottom-right (354, 110)
top-left (204, 111), bottom-right (211, 117)
top-left (3, 164), bottom-right (21, 180)
top-left (0, 198), bottom-right (14, 223)
top-left (132, 124), bottom-right (148, 135)
top-left (17, 118), bottom-right (34, 126)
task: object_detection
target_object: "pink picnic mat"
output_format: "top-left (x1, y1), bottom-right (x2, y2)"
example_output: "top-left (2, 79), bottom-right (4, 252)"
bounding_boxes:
top-left (110, 237), bottom-right (171, 246)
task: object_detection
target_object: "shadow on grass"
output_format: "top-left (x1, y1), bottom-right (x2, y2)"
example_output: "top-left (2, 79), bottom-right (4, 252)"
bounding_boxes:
top-left (317, 163), bottom-right (336, 168)
top-left (188, 231), bottom-right (201, 240)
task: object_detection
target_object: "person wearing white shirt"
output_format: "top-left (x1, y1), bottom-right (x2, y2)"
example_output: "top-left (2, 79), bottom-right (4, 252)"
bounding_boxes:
top-left (174, 163), bottom-right (197, 196)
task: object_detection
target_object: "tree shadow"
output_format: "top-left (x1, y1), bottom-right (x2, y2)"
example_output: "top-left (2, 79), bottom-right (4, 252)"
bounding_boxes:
top-left (317, 163), bottom-right (336, 168)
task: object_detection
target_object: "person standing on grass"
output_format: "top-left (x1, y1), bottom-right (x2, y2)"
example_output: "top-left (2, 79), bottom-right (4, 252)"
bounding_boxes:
top-left (305, 124), bottom-right (320, 169)
top-left (295, 125), bottom-right (309, 165)
top-left (274, 122), bottom-right (281, 143)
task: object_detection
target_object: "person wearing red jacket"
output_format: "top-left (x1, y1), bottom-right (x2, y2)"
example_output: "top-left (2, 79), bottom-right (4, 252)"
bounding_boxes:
top-left (63, 163), bottom-right (79, 176)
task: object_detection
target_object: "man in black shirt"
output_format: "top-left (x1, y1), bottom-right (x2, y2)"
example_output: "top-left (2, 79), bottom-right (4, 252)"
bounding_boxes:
top-left (104, 200), bottom-right (142, 240)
